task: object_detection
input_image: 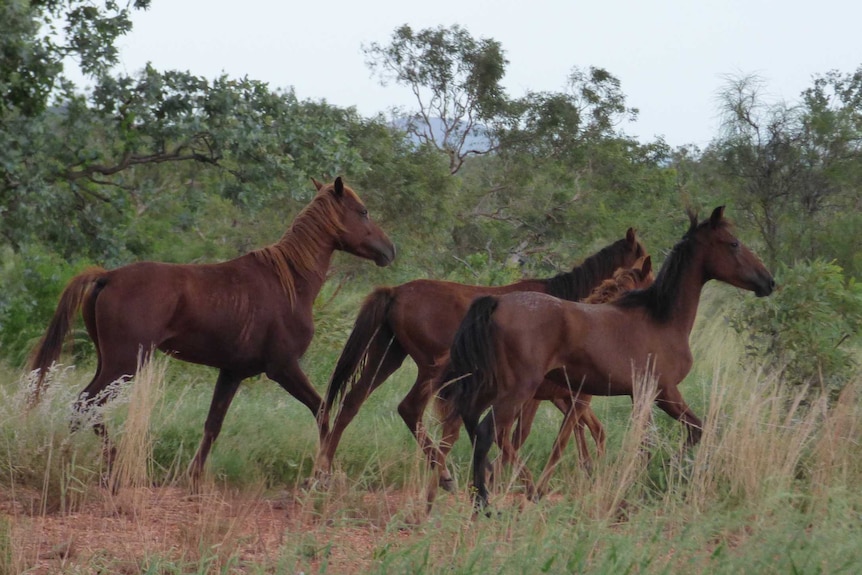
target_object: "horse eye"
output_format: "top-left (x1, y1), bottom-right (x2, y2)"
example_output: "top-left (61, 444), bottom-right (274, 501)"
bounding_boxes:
top-left (730, 241), bottom-right (739, 248)
top-left (360, 209), bottom-right (369, 218)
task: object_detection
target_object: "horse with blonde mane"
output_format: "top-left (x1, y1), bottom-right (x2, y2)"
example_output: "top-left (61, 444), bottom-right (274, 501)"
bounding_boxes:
top-left (30, 177), bottom-right (395, 489)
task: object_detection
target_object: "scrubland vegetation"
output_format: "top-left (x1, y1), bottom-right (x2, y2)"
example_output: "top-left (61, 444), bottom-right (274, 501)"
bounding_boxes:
top-left (1, 3), bottom-right (861, 573)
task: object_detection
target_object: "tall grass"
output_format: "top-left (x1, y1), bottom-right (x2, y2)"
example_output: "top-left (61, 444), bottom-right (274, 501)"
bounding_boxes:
top-left (107, 352), bottom-right (168, 513)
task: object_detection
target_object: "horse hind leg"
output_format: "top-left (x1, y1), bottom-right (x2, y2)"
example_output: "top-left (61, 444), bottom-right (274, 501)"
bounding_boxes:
top-left (396, 367), bottom-right (452, 486)
top-left (73, 357), bottom-right (141, 489)
top-left (188, 369), bottom-right (243, 493)
top-left (491, 402), bottom-right (536, 503)
top-left (471, 413), bottom-right (496, 512)
top-left (315, 344), bottom-right (406, 481)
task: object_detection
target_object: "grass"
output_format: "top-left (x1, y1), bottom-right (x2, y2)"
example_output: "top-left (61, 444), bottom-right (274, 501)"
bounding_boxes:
top-left (1, 287), bottom-right (862, 573)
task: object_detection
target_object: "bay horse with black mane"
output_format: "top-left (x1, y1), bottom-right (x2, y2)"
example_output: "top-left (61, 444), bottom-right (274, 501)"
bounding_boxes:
top-left (29, 177), bottom-right (395, 489)
top-left (439, 207), bottom-right (775, 509)
top-left (505, 255), bottom-right (654, 475)
top-left (314, 228), bottom-right (648, 489)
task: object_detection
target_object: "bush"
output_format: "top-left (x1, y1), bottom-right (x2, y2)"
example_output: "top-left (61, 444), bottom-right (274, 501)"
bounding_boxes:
top-left (0, 245), bottom-right (94, 367)
top-left (729, 259), bottom-right (862, 398)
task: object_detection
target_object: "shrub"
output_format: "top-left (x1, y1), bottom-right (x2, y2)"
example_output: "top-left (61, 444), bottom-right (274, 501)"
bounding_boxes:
top-left (0, 245), bottom-right (93, 367)
top-left (729, 259), bottom-right (862, 398)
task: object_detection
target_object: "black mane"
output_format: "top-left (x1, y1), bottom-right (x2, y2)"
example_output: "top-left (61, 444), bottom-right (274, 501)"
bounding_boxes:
top-left (614, 211), bottom-right (723, 322)
top-left (544, 236), bottom-right (641, 301)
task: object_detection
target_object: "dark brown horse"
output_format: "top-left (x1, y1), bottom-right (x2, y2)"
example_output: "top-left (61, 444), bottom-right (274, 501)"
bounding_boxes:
top-left (440, 207), bottom-right (775, 509)
top-left (314, 229), bottom-right (648, 488)
top-left (29, 177), bottom-right (395, 488)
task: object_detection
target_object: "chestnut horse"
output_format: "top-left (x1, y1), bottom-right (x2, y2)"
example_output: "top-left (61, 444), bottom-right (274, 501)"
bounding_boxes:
top-left (440, 207), bottom-right (775, 509)
top-left (29, 177), bottom-right (395, 488)
top-left (315, 229), bottom-right (648, 488)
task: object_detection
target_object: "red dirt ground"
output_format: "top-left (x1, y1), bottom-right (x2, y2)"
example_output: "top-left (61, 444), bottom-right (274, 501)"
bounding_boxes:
top-left (3, 485), bottom-right (426, 574)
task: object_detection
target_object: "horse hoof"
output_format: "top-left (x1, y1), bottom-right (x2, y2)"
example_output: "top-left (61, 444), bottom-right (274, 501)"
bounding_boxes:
top-left (99, 472), bottom-right (118, 494)
top-left (302, 472), bottom-right (331, 491)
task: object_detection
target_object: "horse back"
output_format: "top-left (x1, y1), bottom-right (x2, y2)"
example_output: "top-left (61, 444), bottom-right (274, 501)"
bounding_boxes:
top-left (388, 278), bottom-right (548, 365)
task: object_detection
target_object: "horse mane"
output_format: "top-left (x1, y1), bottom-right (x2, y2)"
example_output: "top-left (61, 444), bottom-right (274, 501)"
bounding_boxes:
top-left (615, 209), bottom-right (729, 322)
top-left (252, 183), bottom-right (352, 306)
top-left (543, 236), bottom-right (643, 301)
top-left (583, 267), bottom-right (643, 304)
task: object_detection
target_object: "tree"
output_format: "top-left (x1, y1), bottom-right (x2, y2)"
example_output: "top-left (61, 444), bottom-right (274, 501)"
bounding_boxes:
top-left (363, 24), bottom-right (508, 174)
top-left (498, 66), bottom-right (638, 163)
top-left (713, 72), bottom-right (862, 268)
top-left (0, 0), bottom-right (371, 261)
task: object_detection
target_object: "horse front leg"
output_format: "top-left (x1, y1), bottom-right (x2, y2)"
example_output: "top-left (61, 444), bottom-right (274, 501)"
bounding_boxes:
top-left (554, 394), bottom-right (604, 475)
top-left (534, 401), bottom-right (580, 498)
top-left (189, 369), bottom-right (243, 492)
top-left (656, 386), bottom-right (703, 447)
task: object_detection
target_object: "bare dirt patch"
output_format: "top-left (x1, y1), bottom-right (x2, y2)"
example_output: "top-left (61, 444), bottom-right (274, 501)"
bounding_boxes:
top-left (2, 485), bottom-right (427, 574)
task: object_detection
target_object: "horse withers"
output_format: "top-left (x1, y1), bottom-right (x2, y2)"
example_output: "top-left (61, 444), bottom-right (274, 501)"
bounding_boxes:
top-left (29, 177), bottom-right (395, 490)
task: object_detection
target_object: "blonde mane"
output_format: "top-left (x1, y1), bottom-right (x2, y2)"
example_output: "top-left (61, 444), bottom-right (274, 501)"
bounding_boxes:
top-left (252, 184), bottom-right (355, 306)
top-left (583, 266), bottom-right (646, 304)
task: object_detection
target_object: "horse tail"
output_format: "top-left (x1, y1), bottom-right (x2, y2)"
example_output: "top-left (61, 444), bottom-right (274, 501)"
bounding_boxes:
top-left (29, 267), bottom-right (107, 404)
top-left (438, 295), bottom-right (500, 424)
top-left (324, 287), bottom-right (396, 410)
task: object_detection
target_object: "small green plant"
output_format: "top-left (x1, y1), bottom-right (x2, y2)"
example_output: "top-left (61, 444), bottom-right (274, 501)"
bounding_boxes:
top-left (729, 259), bottom-right (862, 398)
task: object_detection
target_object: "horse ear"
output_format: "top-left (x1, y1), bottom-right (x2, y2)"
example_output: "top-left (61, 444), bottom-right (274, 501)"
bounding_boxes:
top-left (626, 227), bottom-right (636, 245)
top-left (312, 178), bottom-right (324, 191)
top-left (333, 176), bottom-right (345, 197)
top-left (640, 256), bottom-right (652, 277)
top-left (709, 206), bottom-right (725, 228)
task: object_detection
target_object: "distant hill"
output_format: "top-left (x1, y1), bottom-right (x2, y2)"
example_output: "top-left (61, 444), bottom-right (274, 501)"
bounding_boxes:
top-left (392, 116), bottom-right (492, 150)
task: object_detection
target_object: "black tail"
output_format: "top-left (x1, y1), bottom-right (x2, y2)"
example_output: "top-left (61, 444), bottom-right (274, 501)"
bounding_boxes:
top-left (324, 287), bottom-right (396, 412)
top-left (438, 295), bottom-right (500, 424)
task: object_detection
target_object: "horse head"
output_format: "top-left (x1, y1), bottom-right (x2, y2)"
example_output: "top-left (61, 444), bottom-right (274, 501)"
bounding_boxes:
top-left (314, 177), bottom-right (396, 267)
top-left (696, 206), bottom-right (774, 297)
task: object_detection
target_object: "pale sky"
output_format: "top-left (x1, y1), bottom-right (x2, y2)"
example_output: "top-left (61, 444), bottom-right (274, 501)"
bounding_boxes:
top-left (86, 0), bottom-right (861, 149)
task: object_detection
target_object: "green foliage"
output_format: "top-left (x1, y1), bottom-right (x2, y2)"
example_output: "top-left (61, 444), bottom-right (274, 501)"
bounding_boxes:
top-left (711, 70), bottom-right (862, 269)
top-left (729, 259), bottom-right (862, 396)
top-left (0, 246), bottom-right (93, 367)
top-left (499, 66), bottom-right (639, 163)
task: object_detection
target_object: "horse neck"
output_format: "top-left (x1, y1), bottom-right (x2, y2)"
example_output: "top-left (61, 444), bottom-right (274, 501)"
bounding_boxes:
top-left (276, 231), bottom-right (334, 292)
top-left (656, 247), bottom-right (709, 336)
top-left (676, 270), bottom-right (708, 338)
top-left (255, 221), bottom-right (338, 307)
